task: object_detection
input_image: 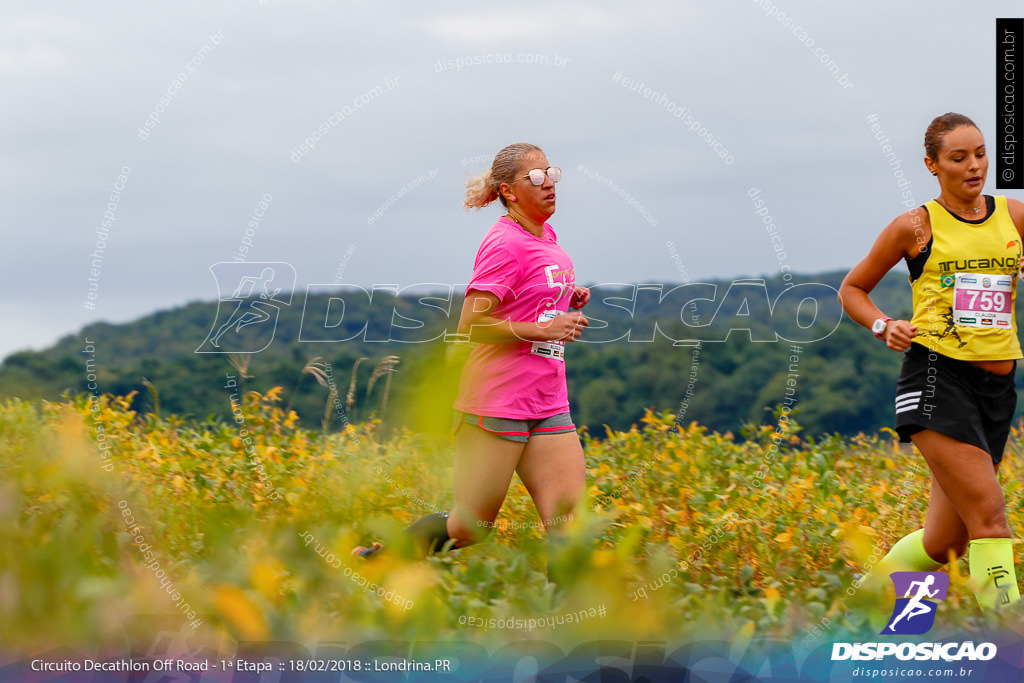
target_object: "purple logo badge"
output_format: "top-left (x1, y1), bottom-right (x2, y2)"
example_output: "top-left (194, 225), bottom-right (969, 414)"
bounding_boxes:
top-left (881, 571), bottom-right (949, 635)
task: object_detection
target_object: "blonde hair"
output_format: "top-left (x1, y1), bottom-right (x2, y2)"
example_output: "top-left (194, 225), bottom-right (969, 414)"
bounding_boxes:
top-left (463, 142), bottom-right (542, 210)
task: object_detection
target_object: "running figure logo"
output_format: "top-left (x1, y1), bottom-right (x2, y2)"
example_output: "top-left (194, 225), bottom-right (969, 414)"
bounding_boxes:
top-left (881, 571), bottom-right (949, 635)
top-left (196, 262), bottom-right (295, 354)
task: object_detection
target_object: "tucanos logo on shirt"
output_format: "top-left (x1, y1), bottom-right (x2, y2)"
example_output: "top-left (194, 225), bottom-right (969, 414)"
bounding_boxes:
top-left (937, 257), bottom-right (1018, 272)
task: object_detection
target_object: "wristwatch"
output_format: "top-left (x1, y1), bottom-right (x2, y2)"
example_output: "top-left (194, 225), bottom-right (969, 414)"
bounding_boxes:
top-left (872, 317), bottom-right (893, 339)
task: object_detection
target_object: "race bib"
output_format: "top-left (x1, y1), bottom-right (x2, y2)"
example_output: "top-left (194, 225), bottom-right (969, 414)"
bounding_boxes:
top-left (531, 309), bottom-right (566, 361)
top-left (952, 272), bottom-right (1013, 328)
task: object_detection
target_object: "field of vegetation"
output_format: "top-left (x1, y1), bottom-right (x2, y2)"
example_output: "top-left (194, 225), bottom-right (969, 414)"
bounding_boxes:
top-left (2, 386), bottom-right (1022, 674)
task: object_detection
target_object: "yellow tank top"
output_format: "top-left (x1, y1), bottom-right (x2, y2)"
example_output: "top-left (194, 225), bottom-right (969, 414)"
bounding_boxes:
top-left (908, 195), bottom-right (1022, 361)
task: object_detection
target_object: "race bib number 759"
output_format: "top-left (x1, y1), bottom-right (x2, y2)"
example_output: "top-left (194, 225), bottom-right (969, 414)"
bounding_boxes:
top-left (952, 272), bottom-right (1013, 327)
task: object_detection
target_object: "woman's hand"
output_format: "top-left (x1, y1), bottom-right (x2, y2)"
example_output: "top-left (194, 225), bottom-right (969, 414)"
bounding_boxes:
top-left (883, 319), bottom-right (917, 352)
top-left (569, 286), bottom-right (590, 310)
top-left (540, 311), bottom-right (589, 342)
top-left (459, 290), bottom-right (589, 343)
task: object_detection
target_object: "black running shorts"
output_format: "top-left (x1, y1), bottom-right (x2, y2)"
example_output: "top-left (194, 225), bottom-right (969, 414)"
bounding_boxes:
top-left (894, 343), bottom-right (1017, 464)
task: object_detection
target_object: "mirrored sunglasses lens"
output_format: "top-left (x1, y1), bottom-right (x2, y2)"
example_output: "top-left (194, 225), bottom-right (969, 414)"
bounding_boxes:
top-left (548, 167), bottom-right (562, 183)
top-left (528, 169), bottom-right (546, 185)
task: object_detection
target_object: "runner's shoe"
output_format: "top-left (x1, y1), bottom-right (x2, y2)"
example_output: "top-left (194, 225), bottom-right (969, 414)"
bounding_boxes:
top-left (352, 542), bottom-right (383, 559)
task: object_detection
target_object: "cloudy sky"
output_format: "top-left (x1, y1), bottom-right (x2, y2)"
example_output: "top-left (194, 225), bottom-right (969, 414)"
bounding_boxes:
top-left (3, 1), bottom-right (1021, 361)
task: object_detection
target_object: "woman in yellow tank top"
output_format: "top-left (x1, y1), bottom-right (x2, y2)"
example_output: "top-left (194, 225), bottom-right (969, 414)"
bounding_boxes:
top-left (840, 113), bottom-right (1024, 611)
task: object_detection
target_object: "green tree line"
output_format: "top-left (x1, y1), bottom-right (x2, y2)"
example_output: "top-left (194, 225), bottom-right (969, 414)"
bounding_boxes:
top-left (5, 270), bottom-right (1021, 437)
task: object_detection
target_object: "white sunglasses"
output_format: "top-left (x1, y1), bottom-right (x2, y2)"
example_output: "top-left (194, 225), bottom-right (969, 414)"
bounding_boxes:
top-left (515, 167), bottom-right (562, 185)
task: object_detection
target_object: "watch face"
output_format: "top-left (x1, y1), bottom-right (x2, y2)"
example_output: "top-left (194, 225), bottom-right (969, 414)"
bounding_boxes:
top-left (873, 319), bottom-right (886, 334)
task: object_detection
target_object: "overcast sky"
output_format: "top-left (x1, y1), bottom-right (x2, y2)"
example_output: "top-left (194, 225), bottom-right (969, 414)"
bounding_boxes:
top-left (3, 1), bottom-right (1022, 361)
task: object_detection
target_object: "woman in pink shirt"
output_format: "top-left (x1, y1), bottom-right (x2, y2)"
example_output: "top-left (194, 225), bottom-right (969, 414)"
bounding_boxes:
top-left (357, 143), bottom-right (590, 560)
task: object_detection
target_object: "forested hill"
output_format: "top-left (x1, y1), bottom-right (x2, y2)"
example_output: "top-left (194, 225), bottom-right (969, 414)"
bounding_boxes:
top-left (4, 269), bottom-right (1020, 437)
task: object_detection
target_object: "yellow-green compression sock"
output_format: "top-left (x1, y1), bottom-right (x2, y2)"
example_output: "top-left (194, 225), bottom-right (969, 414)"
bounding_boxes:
top-left (968, 538), bottom-right (1021, 610)
top-left (878, 529), bottom-right (943, 573)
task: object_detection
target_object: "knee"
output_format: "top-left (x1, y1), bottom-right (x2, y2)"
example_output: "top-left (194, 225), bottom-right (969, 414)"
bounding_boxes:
top-left (447, 514), bottom-right (491, 548)
top-left (548, 480), bottom-right (586, 518)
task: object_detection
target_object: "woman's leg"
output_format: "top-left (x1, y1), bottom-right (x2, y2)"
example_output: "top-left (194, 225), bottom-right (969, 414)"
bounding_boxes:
top-left (912, 429), bottom-right (1019, 609)
top-left (913, 430), bottom-right (1009, 539)
top-left (412, 427), bottom-right (584, 554)
top-left (871, 437), bottom-right (996, 573)
top-left (515, 431), bottom-right (586, 533)
top-left (360, 423), bottom-right (526, 557)
top-left (873, 472), bottom-right (968, 576)
top-left (920, 473), bottom-right (970, 563)
top-left (442, 422), bottom-right (527, 548)
top-left (515, 431), bottom-right (586, 585)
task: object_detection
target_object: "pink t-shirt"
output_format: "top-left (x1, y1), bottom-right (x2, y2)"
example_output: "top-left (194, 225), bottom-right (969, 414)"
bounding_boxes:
top-left (453, 216), bottom-right (577, 419)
